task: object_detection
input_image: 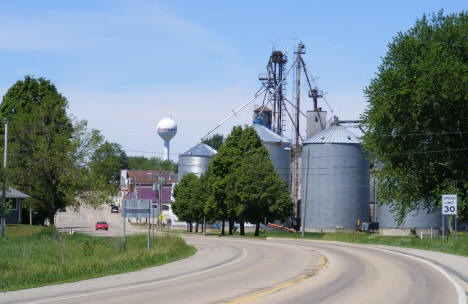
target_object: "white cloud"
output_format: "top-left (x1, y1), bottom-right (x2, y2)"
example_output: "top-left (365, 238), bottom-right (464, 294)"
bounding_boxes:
top-left (0, 2), bottom-right (233, 55)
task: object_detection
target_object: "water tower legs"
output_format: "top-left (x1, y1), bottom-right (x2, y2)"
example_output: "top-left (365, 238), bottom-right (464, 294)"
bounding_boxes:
top-left (163, 140), bottom-right (170, 161)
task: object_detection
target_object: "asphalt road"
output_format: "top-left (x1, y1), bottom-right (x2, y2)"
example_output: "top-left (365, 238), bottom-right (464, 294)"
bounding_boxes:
top-left (250, 239), bottom-right (465, 304)
top-left (1, 235), bottom-right (465, 304)
top-left (54, 205), bottom-right (144, 237)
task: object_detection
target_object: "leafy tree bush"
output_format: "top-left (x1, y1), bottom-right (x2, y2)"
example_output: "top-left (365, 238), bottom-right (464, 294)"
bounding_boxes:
top-left (231, 155), bottom-right (293, 236)
top-left (202, 133), bottom-right (224, 151)
top-left (362, 11), bottom-right (468, 221)
top-left (206, 126), bottom-right (293, 235)
top-left (0, 76), bottom-right (110, 224)
top-left (172, 173), bottom-right (202, 232)
top-left (89, 141), bottom-right (128, 184)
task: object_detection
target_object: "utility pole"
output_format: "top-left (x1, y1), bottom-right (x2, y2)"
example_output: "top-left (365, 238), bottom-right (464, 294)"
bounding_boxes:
top-left (158, 177), bottom-right (164, 231)
top-left (147, 199), bottom-right (150, 252)
top-left (294, 42), bottom-right (304, 207)
top-left (152, 183), bottom-right (156, 240)
top-left (301, 150), bottom-right (310, 238)
top-left (2, 122), bottom-right (8, 237)
top-left (203, 215), bottom-right (206, 236)
top-left (373, 163), bottom-right (377, 223)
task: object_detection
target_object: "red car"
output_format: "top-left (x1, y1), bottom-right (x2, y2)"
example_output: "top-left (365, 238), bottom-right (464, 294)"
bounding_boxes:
top-left (95, 221), bottom-right (108, 231)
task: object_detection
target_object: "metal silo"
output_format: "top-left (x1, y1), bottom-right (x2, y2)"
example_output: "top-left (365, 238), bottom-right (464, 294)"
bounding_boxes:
top-left (302, 124), bottom-right (370, 231)
top-left (370, 163), bottom-right (443, 235)
top-left (376, 204), bottom-right (442, 235)
top-left (253, 123), bottom-right (291, 184)
top-left (178, 143), bottom-right (217, 180)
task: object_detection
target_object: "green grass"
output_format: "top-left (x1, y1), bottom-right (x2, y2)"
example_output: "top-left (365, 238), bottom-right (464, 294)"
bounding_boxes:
top-left (0, 225), bottom-right (196, 291)
top-left (3, 224), bottom-right (45, 237)
top-left (172, 228), bottom-right (468, 257)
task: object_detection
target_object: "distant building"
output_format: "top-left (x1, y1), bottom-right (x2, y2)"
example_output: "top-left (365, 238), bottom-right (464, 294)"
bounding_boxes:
top-left (2, 187), bottom-right (30, 224)
top-left (119, 169), bottom-right (178, 221)
top-left (120, 170), bottom-right (177, 199)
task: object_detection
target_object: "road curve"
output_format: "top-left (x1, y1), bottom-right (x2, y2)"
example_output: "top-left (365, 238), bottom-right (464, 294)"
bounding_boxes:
top-left (251, 239), bottom-right (463, 304)
top-left (0, 236), bottom-right (464, 304)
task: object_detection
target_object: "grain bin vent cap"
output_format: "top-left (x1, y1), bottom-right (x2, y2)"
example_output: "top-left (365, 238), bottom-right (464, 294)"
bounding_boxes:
top-left (180, 143), bottom-right (217, 157)
top-left (304, 125), bottom-right (361, 144)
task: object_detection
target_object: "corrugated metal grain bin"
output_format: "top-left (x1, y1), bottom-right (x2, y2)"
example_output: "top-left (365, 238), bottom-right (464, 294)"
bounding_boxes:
top-left (371, 162), bottom-right (443, 235)
top-left (376, 204), bottom-right (442, 235)
top-left (178, 143), bottom-right (217, 180)
top-left (253, 123), bottom-right (291, 185)
top-left (302, 125), bottom-right (369, 231)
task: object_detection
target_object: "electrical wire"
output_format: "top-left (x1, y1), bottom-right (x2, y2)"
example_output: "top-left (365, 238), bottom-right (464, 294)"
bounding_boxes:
top-left (365, 131), bottom-right (468, 137)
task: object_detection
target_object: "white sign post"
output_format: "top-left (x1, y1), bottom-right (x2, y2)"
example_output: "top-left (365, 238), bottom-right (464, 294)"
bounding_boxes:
top-left (442, 194), bottom-right (457, 240)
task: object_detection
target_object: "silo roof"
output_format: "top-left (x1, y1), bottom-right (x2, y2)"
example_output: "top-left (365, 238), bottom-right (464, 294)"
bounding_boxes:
top-left (253, 123), bottom-right (291, 144)
top-left (304, 125), bottom-right (361, 144)
top-left (180, 143), bottom-right (217, 157)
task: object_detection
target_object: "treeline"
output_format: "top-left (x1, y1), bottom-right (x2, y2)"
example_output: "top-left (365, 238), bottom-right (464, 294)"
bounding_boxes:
top-left (172, 126), bottom-right (293, 236)
top-left (89, 145), bottom-right (177, 185)
top-left (127, 156), bottom-right (177, 173)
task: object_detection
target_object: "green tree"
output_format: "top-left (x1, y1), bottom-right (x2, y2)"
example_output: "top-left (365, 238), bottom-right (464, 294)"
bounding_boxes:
top-left (232, 155), bottom-right (293, 236)
top-left (128, 156), bottom-right (177, 172)
top-left (172, 173), bottom-right (202, 232)
top-left (225, 127), bottom-right (269, 235)
top-left (0, 76), bottom-right (107, 224)
top-left (118, 150), bottom-right (129, 170)
top-left (202, 134), bottom-right (224, 151)
top-left (361, 11), bottom-right (468, 222)
top-left (206, 126), bottom-right (292, 235)
top-left (226, 128), bottom-right (293, 236)
top-left (205, 126), bottom-right (243, 235)
top-left (89, 141), bottom-right (128, 184)
top-left (195, 175), bottom-right (209, 233)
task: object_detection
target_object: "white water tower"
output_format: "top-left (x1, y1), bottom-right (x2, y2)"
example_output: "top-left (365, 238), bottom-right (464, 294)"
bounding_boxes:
top-left (156, 117), bottom-right (177, 161)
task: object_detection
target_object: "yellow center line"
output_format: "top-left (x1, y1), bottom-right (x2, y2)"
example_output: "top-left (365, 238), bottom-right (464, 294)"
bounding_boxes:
top-left (228, 254), bottom-right (327, 304)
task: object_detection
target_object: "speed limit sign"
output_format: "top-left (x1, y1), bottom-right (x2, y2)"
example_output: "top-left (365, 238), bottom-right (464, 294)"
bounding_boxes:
top-left (442, 194), bottom-right (457, 215)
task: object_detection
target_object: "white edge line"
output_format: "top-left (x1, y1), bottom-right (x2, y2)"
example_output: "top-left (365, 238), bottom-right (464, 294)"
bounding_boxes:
top-left (26, 248), bottom-right (248, 304)
top-left (269, 238), bottom-right (465, 304)
top-left (370, 246), bottom-right (466, 304)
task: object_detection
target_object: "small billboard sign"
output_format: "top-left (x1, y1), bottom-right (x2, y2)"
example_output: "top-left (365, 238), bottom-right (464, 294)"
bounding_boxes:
top-left (122, 199), bottom-right (153, 218)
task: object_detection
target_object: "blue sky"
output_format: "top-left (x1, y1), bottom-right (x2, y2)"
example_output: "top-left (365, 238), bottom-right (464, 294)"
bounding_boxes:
top-left (0, 0), bottom-right (465, 160)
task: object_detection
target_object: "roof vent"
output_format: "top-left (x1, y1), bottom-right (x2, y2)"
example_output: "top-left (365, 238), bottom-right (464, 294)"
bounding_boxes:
top-left (347, 136), bottom-right (352, 140)
top-left (321, 136), bottom-right (325, 140)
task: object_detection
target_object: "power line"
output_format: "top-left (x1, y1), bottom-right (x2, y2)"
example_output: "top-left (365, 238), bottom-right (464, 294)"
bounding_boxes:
top-left (3, 122), bottom-right (466, 138)
top-left (124, 147), bottom-right (468, 157)
top-left (4, 146), bottom-right (467, 158)
top-left (368, 131), bottom-right (468, 137)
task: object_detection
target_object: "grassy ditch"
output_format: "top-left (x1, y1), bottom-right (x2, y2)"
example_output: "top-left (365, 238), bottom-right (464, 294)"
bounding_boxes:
top-left (0, 225), bottom-right (196, 291)
top-left (172, 227), bottom-right (468, 257)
